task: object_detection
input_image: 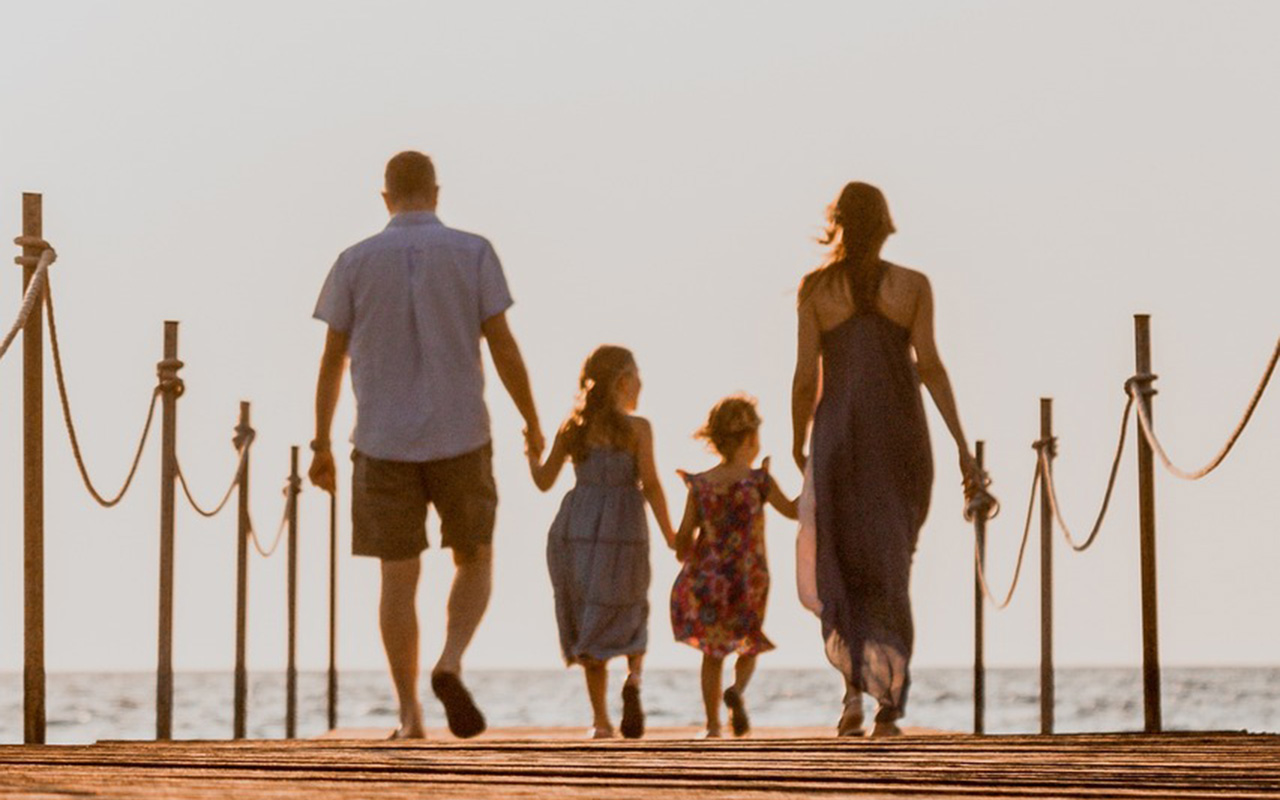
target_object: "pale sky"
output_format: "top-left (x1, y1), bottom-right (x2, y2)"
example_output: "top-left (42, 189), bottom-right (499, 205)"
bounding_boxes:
top-left (1, 1), bottom-right (1278, 677)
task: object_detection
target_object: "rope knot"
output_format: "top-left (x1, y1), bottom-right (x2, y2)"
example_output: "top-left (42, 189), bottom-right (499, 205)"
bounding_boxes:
top-left (155, 358), bottom-right (185, 397)
top-left (1032, 435), bottom-right (1058, 460)
top-left (1125, 372), bottom-right (1159, 398)
top-left (284, 474), bottom-right (303, 497)
top-left (233, 423), bottom-right (256, 451)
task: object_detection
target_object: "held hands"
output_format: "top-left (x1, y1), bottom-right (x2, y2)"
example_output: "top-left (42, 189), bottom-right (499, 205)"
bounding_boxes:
top-left (523, 424), bottom-right (545, 462)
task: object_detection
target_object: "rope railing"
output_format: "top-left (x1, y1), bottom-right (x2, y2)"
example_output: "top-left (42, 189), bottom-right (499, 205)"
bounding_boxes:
top-left (971, 462), bottom-right (1039, 610)
top-left (1128, 337), bottom-right (1280, 481)
top-left (46, 273), bottom-right (162, 508)
top-left (1038, 392), bottom-right (1134, 553)
top-left (175, 433), bottom-right (254, 518)
top-left (0, 244), bottom-right (54, 361)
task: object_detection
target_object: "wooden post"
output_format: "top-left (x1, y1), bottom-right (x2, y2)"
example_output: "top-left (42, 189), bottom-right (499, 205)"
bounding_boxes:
top-left (1039, 398), bottom-right (1054, 735)
top-left (973, 441), bottom-right (986, 736)
top-left (21, 193), bottom-right (45, 745)
top-left (234, 401), bottom-right (251, 740)
top-left (156, 321), bottom-right (182, 740)
top-left (327, 491), bottom-right (338, 731)
top-left (285, 446), bottom-right (300, 739)
top-left (1133, 314), bottom-right (1162, 733)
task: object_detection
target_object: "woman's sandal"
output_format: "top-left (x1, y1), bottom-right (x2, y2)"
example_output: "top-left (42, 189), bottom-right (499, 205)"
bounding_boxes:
top-left (723, 687), bottom-right (751, 737)
top-left (620, 683), bottom-right (645, 739)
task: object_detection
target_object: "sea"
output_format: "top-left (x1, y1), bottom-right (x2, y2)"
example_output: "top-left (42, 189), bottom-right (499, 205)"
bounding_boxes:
top-left (3, 667), bottom-right (1279, 744)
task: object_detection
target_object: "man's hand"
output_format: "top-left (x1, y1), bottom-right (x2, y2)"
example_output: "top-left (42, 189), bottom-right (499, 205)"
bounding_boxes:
top-left (309, 448), bottom-right (337, 494)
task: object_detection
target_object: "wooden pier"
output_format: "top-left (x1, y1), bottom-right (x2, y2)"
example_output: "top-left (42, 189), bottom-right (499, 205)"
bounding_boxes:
top-left (0, 729), bottom-right (1278, 798)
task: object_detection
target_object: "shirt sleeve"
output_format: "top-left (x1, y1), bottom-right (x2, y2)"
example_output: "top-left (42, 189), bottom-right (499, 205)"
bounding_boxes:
top-left (313, 253), bottom-right (354, 333)
top-left (477, 240), bottom-right (515, 322)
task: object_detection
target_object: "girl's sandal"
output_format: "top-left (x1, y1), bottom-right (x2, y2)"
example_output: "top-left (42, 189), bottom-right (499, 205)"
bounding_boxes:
top-left (723, 687), bottom-right (751, 737)
top-left (620, 683), bottom-right (645, 739)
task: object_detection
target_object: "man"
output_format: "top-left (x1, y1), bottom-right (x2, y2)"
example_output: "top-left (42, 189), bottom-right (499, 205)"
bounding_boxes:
top-left (309, 151), bottom-right (543, 739)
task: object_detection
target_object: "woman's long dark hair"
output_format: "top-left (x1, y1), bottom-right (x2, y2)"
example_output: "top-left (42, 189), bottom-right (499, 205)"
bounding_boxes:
top-left (799, 182), bottom-right (895, 311)
top-left (562, 345), bottom-right (638, 463)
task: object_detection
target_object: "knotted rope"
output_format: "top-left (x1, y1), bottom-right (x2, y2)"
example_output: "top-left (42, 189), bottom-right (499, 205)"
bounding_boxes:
top-left (1128, 337), bottom-right (1280, 480)
top-left (0, 245), bottom-right (55, 362)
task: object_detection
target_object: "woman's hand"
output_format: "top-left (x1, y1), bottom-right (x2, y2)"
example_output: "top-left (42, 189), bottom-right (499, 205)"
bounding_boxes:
top-left (792, 442), bottom-right (807, 472)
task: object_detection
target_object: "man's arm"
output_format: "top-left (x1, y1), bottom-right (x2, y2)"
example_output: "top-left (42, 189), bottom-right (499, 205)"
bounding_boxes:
top-left (481, 312), bottom-right (544, 457)
top-left (309, 327), bottom-right (349, 494)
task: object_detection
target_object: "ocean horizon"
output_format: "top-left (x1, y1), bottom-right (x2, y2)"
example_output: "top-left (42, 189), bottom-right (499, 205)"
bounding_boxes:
top-left (4, 666), bottom-right (1277, 744)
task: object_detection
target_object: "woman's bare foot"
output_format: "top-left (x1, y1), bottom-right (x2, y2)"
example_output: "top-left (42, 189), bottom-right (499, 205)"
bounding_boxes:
top-left (837, 702), bottom-right (865, 737)
top-left (870, 721), bottom-right (903, 738)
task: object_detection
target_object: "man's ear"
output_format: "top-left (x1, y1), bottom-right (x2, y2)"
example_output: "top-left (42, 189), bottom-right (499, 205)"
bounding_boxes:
top-left (382, 191), bottom-right (394, 214)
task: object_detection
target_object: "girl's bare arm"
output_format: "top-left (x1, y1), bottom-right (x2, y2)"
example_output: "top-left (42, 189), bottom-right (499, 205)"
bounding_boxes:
top-left (632, 417), bottom-right (676, 549)
top-left (528, 425), bottom-right (569, 492)
top-left (766, 475), bottom-right (799, 520)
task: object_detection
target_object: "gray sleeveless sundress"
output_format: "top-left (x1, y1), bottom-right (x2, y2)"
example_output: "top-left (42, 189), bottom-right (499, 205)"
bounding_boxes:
top-left (546, 447), bottom-right (651, 665)
top-left (812, 306), bottom-right (933, 723)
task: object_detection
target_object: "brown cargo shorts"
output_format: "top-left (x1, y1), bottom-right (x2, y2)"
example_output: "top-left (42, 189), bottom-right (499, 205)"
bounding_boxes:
top-left (351, 443), bottom-right (497, 561)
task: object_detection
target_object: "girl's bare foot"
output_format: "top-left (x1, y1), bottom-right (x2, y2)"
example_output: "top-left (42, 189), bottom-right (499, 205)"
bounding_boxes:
top-left (698, 727), bottom-right (723, 739)
top-left (591, 726), bottom-right (619, 739)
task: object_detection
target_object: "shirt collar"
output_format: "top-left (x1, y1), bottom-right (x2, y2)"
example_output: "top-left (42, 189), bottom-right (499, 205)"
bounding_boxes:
top-left (386, 210), bottom-right (442, 229)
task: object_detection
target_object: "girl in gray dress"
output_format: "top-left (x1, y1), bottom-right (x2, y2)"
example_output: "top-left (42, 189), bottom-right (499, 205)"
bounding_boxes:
top-left (528, 345), bottom-right (677, 739)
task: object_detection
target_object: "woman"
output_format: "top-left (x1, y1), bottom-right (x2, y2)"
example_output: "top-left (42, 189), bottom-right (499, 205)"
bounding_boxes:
top-left (791, 182), bottom-right (983, 737)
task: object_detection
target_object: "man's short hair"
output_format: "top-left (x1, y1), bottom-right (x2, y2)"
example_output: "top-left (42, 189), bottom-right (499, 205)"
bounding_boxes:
top-left (385, 151), bottom-right (436, 200)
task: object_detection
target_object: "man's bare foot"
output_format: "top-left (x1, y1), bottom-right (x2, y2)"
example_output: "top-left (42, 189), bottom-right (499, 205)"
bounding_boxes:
top-left (870, 721), bottom-right (903, 738)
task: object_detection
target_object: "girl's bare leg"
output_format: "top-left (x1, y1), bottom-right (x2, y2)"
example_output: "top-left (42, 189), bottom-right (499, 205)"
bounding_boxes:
top-left (620, 653), bottom-right (646, 738)
top-left (731, 654), bottom-right (757, 694)
top-left (701, 655), bottom-right (724, 736)
top-left (625, 653), bottom-right (644, 687)
top-left (582, 658), bottom-right (612, 734)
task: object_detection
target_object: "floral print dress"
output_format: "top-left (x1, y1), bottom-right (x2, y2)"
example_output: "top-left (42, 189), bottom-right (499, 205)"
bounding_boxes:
top-left (670, 468), bottom-right (775, 658)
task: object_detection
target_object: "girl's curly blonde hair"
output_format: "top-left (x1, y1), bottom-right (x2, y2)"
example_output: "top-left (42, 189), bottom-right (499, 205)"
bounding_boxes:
top-left (696, 394), bottom-right (761, 458)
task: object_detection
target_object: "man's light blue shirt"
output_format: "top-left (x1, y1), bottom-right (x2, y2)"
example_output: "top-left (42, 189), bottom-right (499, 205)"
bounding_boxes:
top-left (313, 211), bottom-right (513, 462)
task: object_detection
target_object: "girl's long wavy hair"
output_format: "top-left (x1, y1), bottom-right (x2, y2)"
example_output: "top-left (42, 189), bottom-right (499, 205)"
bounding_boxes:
top-left (562, 345), bottom-right (638, 463)
top-left (799, 182), bottom-right (895, 311)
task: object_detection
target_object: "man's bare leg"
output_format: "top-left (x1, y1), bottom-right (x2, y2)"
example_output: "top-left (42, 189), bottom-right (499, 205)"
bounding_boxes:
top-left (433, 544), bottom-right (492, 677)
top-left (381, 556), bottom-right (425, 738)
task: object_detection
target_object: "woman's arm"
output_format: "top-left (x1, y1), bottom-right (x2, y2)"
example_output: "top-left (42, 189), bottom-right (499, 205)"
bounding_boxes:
top-left (791, 300), bottom-right (822, 471)
top-left (632, 417), bottom-right (676, 549)
top-left (673, 489), bottom-right (699, 562)
top-left (909, 273), bottom-right (982, 486)
top-left (528, 425), bottom-right (569, 492)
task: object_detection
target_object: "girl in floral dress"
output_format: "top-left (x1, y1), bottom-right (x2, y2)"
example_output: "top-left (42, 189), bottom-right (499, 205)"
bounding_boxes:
top-left (671, 396), bottom-right (797, 737)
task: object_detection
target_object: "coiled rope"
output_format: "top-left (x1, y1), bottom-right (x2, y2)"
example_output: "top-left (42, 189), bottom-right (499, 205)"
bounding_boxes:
top-left (0, 245), bottom-right (55, 361)
top-left (45, 263), bottom-right (162, 508)
top-left (1128, 337), bottom-right (1280, 481)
